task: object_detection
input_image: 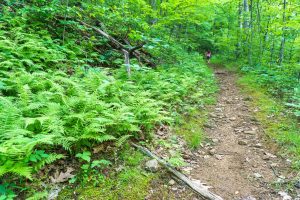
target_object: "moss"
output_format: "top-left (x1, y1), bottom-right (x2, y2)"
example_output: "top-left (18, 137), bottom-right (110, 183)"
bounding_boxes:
top-left (75, 168), bottom-right (154, 200)
top-left (58, 147), bottom-right (156, 200)
top-left (238, 75), bottom-right (300, 168)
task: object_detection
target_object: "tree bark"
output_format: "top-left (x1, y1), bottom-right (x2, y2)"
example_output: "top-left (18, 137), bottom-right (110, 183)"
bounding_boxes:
top-left (132, 143), bottom-right (224, 200)
top-left (278, 0), bottom-right (287, 65)
top-left (78, 20), bottom-right (156, 73)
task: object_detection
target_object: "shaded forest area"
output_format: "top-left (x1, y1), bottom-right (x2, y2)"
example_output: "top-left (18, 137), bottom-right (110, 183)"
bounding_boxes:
top-left (0, 0), bottom-right (299, 199)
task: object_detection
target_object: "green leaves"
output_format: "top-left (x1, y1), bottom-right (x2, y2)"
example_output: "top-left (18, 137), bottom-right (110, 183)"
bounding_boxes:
top-left (76, 151), bottom-right (91, 162)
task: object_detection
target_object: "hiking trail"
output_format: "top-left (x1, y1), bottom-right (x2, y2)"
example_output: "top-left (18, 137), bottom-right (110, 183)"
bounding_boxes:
top-left (146, 65), bottom-right (294, 200)
top-left (187, 65), bottom-right (291, 200)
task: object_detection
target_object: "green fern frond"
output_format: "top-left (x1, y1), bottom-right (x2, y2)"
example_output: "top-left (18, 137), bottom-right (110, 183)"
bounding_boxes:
top-left (0, 160), bottom-right (33, 180)
top-left (116, 135), bottom-right (132, 147)
top-left (25, 191), bottom-right (48, 200)
top-left (79, 134), bottom-right (116, 143)
top-left (33, 154), bottom-right (65, 171)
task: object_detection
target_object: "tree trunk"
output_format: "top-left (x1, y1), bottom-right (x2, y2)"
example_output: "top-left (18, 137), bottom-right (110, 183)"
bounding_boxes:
top-left (248, 0), bottom-right (253, 65)
top-left (256, 0), bottom-right (262, 64)
top-left (236, 2), bottom-right (243, 59)
top-left (122, 50), bottom-right (131, 76)
top-left (243, 0), bottom-right (249, 28)
top-left (278, 0), bottom-right (287, 65)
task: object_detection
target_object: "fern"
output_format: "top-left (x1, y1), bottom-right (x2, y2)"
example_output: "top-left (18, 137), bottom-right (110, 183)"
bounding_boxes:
top-left (33, 153), bottom-right (65, 171)
top-left (79, 134), bottom-right (116, 143)
top-left (25, 191), bottom-right (48, 200)
top-left (116, 135), bottom-right (132, 148)
top-left (0, 160), bottom-right (33, 180)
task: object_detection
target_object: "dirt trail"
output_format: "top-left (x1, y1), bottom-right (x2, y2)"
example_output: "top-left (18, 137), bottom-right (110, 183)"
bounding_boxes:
top-left (190, 66), bottom-right (291, 200)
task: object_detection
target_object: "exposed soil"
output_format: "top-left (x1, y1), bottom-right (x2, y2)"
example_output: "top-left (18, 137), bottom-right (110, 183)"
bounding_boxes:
top-left (189, 66), bottom-right (293, 200)
top-left (148, 65), bottom-right (296, 200)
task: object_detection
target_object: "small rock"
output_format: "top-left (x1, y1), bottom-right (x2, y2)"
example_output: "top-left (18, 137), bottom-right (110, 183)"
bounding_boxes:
top-left (279, 175), bottom-right (285, 179)
top-left (198, 150), bottom-right (205, 155)
top-left (209, 113), bottom-right (217, 118)
top-left (212, 138), bottom-right (219, 143)
top-left (262, 155), bottom-right (270, 160)
top-left (205, 143), bottom-right (212, 147)
top-left (238, 140), bottom-right (248, 145)
top-left (241, 196), bottom-right (256, 200)
top-left (215, 108), bottom-right (222, 112)
top-left (182, 167), bottom-right (193, 173)
top-left (145, 159), bottom-right (159, 172)
top-left (263, 152), bottom-right (276, 160)
top-left (48, 186), bottom-right (62, 200)
top-left (230, 117), bottom-right (236, 121)
top-left (171, 187), bottom-right (178, 191)
top-left (204, 155), bottom-right (210, 159)
top-left (270, 163), bottom-right (278, 167)
top-left (204, 123), bottom-right (213, 128)
top-left (253, 143), bottom-right (262, 148)
top-left (250, 117), bottom-right (258, 122)
top-left (235, 191), bottom-right (239, 195)
top-left (276, 177), bottom-right (285, 184)
top-left (168, 179), bottom-right (176, 186)
top-left (295, 180), bottom-right (300, 189)
top-left (157, 130), bottom-right (165, 136)
top-left (244, 96), bottom-right (253, 101)
top-left (278, 191), bottom-right (292, 200)
top-left (242, 107), bottom-right (249, 111)
top-left (253, 172), bottom-right (263, 178)
top-left (215, 155), bottom-right (223, 160)
top-left (209, 149), bottom-right (216, 155)
top-left (244, 130), bottom-right (256, 135)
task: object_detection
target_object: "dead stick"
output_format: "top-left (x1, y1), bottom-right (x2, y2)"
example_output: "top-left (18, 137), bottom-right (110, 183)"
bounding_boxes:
top-left (131, 143), bottom-right (223, 200)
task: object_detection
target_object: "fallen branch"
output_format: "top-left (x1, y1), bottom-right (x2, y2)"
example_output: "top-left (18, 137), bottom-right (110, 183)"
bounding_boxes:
top-left (123, 39), bottom-right (156, 68)
top-left (78, 20), bottom-right (156, 74)
top-left (131, 143), bottom-right (223, 200)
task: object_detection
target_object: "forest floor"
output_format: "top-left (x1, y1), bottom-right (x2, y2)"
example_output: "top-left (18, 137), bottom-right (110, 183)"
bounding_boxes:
top-left (147, 64), bottom-right (297, 200)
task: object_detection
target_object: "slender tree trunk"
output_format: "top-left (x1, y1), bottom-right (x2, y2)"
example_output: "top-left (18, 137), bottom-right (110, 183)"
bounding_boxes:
top-left (288, 37), bottom-right (296, 63)
top-left (270, 36), bottom-right (275, 66)
top-left (62, 0), bottom-right (69, 45)
top-left (256, 0), bottom-right (263, 64)
top-left (243, 0), bottom-right (250, 64)
top-left (248, 0), bottom-right (253, 65)
top-left (122, 50), bottom-right (131, 76)
top-left (243, 0), bottom-right (249, 28)
top-left (262, 16), bottom-right (270, 59)
top-left (278, 0), bottom-right (287, 65)
top-left (236, 2), bottom-right (243, 59)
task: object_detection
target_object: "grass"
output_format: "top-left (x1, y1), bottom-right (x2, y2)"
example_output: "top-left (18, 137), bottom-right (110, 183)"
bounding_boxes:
top-left (238, 74), bottom-right (300, 168)
top-left (174, 110), bottom-right (207, 149)
top-left (174, 68), bottom-right (218, 149)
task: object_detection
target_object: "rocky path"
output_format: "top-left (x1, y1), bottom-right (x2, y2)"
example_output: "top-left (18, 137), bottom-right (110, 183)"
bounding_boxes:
top-left (189, 67), bottom-right (292, 200)
top-left (147, 66), bottom-right (295, 200)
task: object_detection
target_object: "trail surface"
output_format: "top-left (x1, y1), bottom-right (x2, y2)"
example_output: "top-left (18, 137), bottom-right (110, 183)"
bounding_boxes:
top-left (190, 66), bottom-right (291, 200)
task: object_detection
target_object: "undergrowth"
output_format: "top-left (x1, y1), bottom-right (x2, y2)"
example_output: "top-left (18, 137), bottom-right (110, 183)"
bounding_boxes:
top-left (0, 1), bottom-right (218, 199)
top-left (238, 74), bottom-right (300, 168)
top-left (0, 29), bottom-right (215, 197)
top-left (58, 147), bottom-right (155, 200)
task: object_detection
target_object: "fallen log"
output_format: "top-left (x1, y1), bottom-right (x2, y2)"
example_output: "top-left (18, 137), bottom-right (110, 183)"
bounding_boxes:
top-left (78, 20), bottom-right (156, 75)
top-left (123, 39), bottom-right (156, 68)
top-left (131, 143), bottom-right (223, 200)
